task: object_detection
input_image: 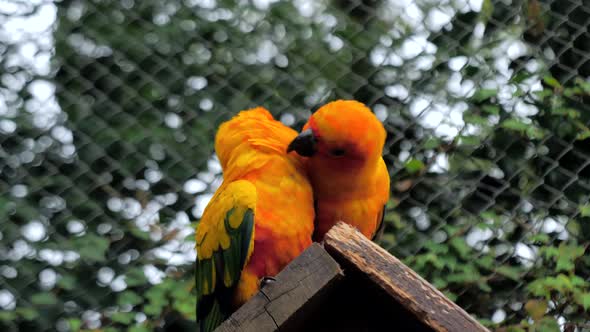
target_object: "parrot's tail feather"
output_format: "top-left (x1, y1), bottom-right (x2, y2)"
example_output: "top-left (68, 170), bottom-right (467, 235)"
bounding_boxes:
top-left (199, 299), bottom-right (225, 332)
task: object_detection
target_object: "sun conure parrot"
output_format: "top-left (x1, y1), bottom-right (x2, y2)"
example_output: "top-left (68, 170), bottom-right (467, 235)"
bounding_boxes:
top-left (195, 107), bottom-right (314, 331)
top-left (287, 100), bottom-right (390, 241)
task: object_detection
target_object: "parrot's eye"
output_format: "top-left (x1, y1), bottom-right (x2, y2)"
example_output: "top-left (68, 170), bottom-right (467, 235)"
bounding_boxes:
top-left (330, 148), bottom-right (346, 157)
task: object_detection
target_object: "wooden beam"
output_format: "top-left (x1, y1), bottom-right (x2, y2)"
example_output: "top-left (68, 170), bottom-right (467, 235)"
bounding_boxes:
top-left (216, 243), bottom-right (343, 332)
top-left (324, 222), bottom-right (490, 332)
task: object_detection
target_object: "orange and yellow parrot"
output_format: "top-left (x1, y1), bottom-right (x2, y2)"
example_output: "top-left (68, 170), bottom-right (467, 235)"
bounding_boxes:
top-left (195, 108), bottom-right (314, 331)
top-left (287, 100), bottom-right (390, 241)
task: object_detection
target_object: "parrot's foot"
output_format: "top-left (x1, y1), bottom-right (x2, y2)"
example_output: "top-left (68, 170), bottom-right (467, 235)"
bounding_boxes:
top-left (259, 276), bottom-right (276, 288)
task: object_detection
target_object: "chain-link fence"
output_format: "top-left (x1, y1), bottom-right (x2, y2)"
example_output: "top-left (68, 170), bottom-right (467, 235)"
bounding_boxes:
top-left (1, 0), bottom-right (590, 331)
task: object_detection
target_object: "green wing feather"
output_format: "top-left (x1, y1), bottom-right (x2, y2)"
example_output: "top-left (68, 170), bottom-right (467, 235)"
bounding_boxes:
top-left (195, 181), bottom-right (256, 332)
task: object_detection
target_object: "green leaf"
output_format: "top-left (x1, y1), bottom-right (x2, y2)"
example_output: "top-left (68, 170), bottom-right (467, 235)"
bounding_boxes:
top-left (501, 118), bottom-right (529, 132)
top-left (573, 77), bottom-right (590, 91)
top-left (540, 246), bottom-right (559, 259)
top-left (510, 71), bottom-right (533, 84)
top-left (58, 275), bottom-right (76, 290)
top-left (579, 203), bottom-right (590, 217)
top-left (550, 274), bottom-right (575, 292)
top-left (471, 88), bottom-right (497, 102)
top-left (173, 295), bottom-right (197, 319)
top-left (458, 135), bottom-right (482, 146)
top-left (129, 227), bottom-right (151, 240)
top-left (125, 268), bottom-right (148, 287)
top-left (0, 311), bottom-right (16, 321)
top-left (463, 114), bottom-right (489, 126)
top-left (16, 307), bottom-right (39, 321)
top-left (118, 291), bottom-right (143, 307)
top-left (480, 0), bottom-right (494, 21)
top-left (496, 266), bottom-right (521, 281)
top-left (477, 318), bottom-right (494, 328)
top-left (145, 286), bottom-right (166, 304)
top-left (443, 290), bottom-right (457, 302)
top-left (526, 126), bottom-right (545, 139)
top-left (512, 87), bottom-right (526, 98)
top-left (569, 275), bottom-right (586, 288)
top-left (438, 255), bottom-right (459, 271)
top-left (576, 129), bottom-right (590, 141)
top-left (423, 137), bottom-right (441, 150)
top-left (566, 220), bottom-right (581, 237)
top-left (535, 317), bottom-right (560, 332)
top-left (449, 237), bottom-right (471, 259)
top-left (529, 233), bottom-right (550, 244)
top-left (481, 105), bottom-right (500, 115)
top-left (413, 253), bottom-right (445, 270)
top-left (444, 224), bottom-right (461, 236)
top-left (543, 75), bottom-right (562, 89)
top-left (111, 312), bottom-right (135, 324)
top-left (563, 86), bottom-right (581, 98)
top-left (144, 284), bottom-right (167, 317)
top-left (535, 89), bottom-right (553, 99)
top-left (404, 158), bottom-right (425, 174)
top-left (68, 318), bottom-right (82, 332)
top-left (447, 272), bottom-right (480, 284)
top-left (379, 233), bottom-right (395, 247)
top-left (551, 107), bottom-right (579, 118)
top-left (424, 242), bottom-right (450, 254)
top-left (31, 292), bottom-right (58, 306)
top-left (555, 243), bottom-right (585, 272)
top-left (128, 325), bottom-right (151, 332)
top-left (143, 303), bottom-right (163, 316)
top-left (432, 278), bottom-right (448, 289)
top-left (450, 156), bottom-right (495, 172)
top-left (574, 292), bottom-right (590, 311)
top-left (555, 258), bottom-right (574, 273)
top-left (475, 255), bottom-right (494, 269)
top-left (528, 279), bottom-right (550, 298)
top-left (72, 234), bottom-right (110, 262)
top-left (477, 281), bottom-right (492, 292)
top-left (480, 211), bottom-right (501, 221)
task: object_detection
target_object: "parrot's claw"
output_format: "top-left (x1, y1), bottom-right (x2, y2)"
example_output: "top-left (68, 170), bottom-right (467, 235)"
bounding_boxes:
top-left (259, 276), bottom-right (276, 288)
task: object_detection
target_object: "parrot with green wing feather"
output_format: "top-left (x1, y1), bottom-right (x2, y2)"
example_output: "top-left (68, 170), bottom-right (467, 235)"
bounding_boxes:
top-left (195, 107), bottom-right (314, 331)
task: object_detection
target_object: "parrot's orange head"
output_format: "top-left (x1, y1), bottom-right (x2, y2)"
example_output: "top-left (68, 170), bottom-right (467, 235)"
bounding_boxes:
top-left (288, 100), bottom-right (386, 166)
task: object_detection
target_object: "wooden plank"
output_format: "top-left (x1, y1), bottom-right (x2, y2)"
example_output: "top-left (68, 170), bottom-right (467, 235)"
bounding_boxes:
top-left (323, 222), bottom-right (490, 332)
top-left (215, 292), bottom-right (277, 332)
top-left (216, 243), bottom-right (343, 332)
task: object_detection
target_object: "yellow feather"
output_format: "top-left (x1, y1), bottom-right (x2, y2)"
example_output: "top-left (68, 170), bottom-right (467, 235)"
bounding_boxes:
top-left (196, 180), bottom-right (257, 258)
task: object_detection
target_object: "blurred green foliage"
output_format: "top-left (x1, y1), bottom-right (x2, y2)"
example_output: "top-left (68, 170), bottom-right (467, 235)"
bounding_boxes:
top-left (1, 0), bottom-right (589, 331)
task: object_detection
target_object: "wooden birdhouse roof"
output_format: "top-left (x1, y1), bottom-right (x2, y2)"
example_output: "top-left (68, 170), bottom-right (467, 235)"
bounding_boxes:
top-left (217, 222), bottom-right (490, 332)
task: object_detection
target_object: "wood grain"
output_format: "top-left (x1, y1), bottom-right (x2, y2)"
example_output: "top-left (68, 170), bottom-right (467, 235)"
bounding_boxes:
top-left (324, 222), bottom-right (490, 332)
top-left (215, 243), bottom-right (343, 332)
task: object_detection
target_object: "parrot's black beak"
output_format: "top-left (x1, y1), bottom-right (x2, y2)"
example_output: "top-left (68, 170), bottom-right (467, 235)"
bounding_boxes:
top-left (287, 129), bottom-right (317, 157)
